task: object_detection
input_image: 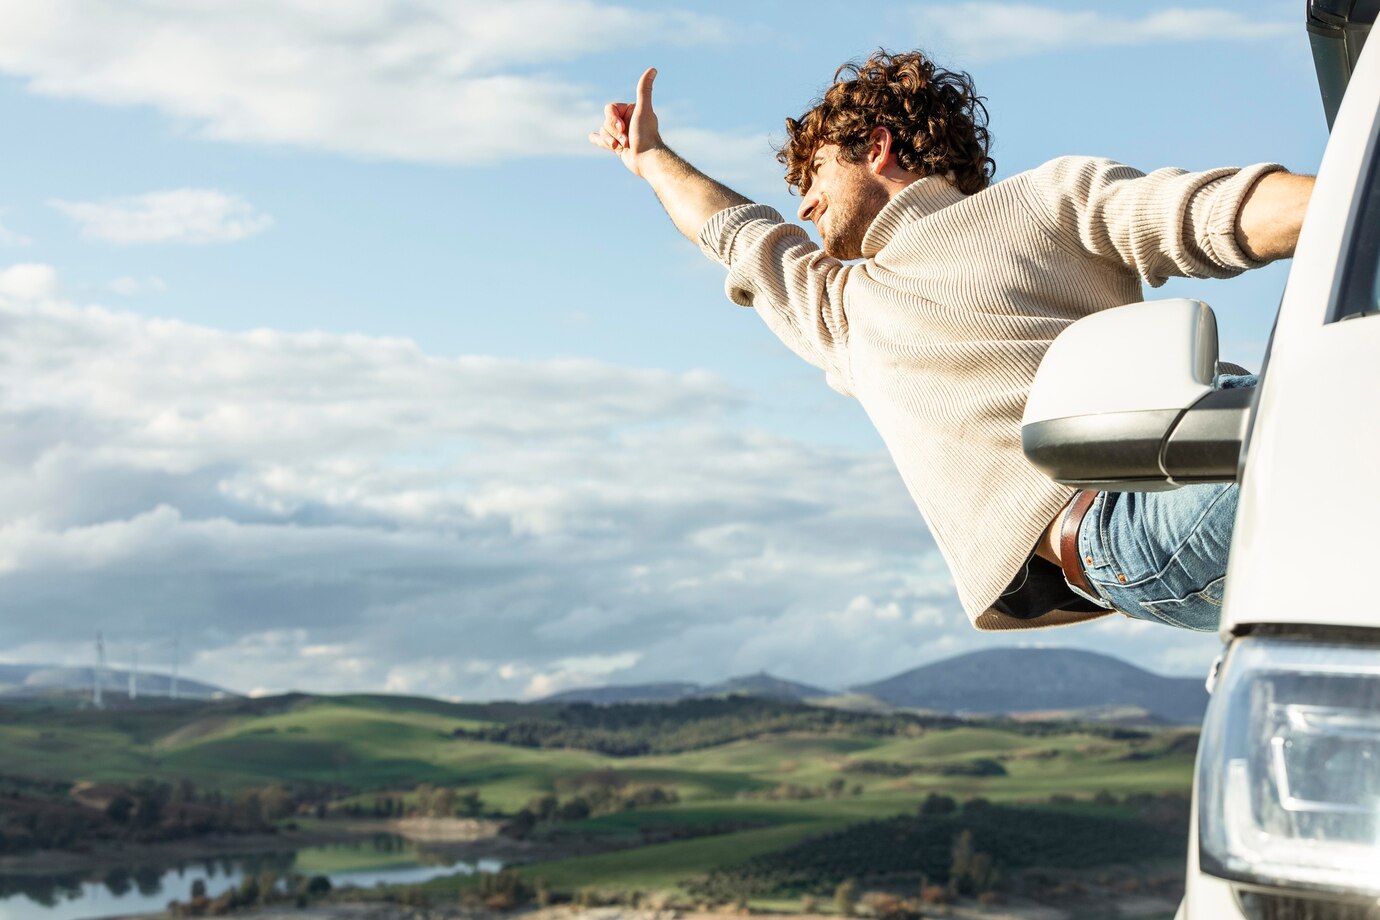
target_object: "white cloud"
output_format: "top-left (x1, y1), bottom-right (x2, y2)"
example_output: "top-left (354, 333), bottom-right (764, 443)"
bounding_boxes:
top-left (0, 1), bottom-right (730, 165)
top-left (910, 5), bottom-right (1292, 63)
top-left (0, 267), bottom-right (1214, 698)
top-left (108, 276), bottom-right (169, 296)
top-left (51, 190), bottom-right (272, 245)
top-left (0, 268), bottom-right (978, 697)
top-left (0, 263), bottom-right (58, 300)
top-left (524, 651), bottom-right (643, 699)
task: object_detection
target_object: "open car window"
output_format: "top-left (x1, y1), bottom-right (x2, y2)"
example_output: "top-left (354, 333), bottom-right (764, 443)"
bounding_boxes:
top-left (1308, 0), bottom-right (1380, 323)
top-left (1329, 92), bottom-right (1380, 322)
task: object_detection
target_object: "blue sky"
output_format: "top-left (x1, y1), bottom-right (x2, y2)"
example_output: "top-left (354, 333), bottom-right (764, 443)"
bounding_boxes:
top-left (0, 0), bottom-right (1328, 698)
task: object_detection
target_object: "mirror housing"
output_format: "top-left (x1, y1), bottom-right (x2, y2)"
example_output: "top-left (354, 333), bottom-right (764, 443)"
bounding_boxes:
top-left (1021, 299), bottom-right (1252, 491)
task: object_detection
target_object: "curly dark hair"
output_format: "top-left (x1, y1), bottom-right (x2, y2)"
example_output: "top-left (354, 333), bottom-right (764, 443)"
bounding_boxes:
top-left (778, 50), bottom-right (995, 196)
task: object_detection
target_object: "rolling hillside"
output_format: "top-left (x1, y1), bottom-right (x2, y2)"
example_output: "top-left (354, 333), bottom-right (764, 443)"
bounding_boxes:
top-left (0, 690), bottom-right (1199, 904)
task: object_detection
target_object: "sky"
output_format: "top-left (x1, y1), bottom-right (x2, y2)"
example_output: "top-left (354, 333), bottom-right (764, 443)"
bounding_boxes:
top-left (0, 0), bottom-right (1330, 700)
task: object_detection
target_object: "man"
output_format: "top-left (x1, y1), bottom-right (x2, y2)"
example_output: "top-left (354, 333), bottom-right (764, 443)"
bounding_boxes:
top-left (589, 51), bottom-right (1313, 633)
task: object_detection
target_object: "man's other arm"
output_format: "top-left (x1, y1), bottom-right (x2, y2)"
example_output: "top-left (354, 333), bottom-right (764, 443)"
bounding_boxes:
top-left (588, 67), bottom-right (751, 240)
top-left (1027, 157), bottom-right (1313, 287)
top-left (1236, 172), bottom-right (1315, 262)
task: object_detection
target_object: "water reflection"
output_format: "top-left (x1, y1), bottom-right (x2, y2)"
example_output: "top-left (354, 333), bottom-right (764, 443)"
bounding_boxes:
top-left (0, 835), bottom-right (498, 920)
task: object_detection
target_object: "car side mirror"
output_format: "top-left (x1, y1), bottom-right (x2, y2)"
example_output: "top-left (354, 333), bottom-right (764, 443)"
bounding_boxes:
top-left (1021, 299), bottom-right (1252, 491)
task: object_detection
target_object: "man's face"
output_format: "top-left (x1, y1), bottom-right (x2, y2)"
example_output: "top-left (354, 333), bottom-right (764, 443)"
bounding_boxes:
top-left (796, 143), bottom-right (889, 260)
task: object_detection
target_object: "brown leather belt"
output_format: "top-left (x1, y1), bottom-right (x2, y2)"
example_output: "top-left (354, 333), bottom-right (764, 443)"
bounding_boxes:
top-left (1059, 489), bottom-right (1099, 597)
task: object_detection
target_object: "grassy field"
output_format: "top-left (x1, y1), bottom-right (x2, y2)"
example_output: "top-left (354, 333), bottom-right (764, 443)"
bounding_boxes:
top-left (0, 693), bottom-right (1196, 901)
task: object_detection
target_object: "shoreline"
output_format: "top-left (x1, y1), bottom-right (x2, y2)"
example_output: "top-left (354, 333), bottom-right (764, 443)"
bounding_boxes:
top-left (95, 900), bottom-right (1179, 920)
top-left (0, 819), bottom-right (514, 878)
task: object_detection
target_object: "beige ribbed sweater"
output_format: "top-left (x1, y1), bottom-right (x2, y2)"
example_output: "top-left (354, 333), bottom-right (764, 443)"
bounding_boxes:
top-left (698, 156), bottom-right (1283, 631)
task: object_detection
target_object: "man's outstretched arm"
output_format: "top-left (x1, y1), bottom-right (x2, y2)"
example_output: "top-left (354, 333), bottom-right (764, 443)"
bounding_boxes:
top-left (588, 67), bottom-right (751, 241)
top-left (591, 68), bottom-right (854, 391)
top-left (1236, 172), bottom-right (1315, 262)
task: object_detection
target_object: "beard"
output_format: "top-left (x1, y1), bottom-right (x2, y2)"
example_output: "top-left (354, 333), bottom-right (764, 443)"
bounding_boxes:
top-left (819, 173), bottom-right (890, 260)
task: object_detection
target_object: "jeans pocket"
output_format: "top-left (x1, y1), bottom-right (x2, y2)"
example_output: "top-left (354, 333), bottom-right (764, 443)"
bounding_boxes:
top-left (1136, 574), bottom-right (1226, 633)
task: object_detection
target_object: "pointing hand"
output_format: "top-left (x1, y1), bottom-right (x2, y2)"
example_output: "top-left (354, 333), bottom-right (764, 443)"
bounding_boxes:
top-left (588, 67), bottom-right (663, 177)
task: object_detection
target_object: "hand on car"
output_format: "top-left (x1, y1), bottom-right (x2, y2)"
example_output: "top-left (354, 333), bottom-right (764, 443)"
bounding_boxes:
top-left (588, 67), bottom-right (663, 177)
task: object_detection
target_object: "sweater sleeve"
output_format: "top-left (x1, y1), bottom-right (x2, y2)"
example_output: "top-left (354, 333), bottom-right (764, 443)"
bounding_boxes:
top-left (1022, 156), bottom-right (1288, 288)
top-left (698, 204), bottom-right (853, 393)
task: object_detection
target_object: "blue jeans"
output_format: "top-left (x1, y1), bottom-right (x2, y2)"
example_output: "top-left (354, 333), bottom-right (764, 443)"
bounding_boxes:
top-left (1073, 373), bottom-right (1255, 632)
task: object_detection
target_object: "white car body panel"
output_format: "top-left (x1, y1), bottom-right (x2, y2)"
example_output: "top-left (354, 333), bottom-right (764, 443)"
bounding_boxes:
top-left (1181, 17), bottom-right (1380, 920)
top-left (1220, 26), bottom-right (1380, 633)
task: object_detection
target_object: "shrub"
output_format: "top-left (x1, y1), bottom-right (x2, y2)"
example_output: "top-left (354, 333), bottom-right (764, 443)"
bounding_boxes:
top-left (478, 869), bottom-right (532, 909)
top-left (864, 892), bottom-right (918, 920)
top-left (919, 885), bottom-right (952, 906)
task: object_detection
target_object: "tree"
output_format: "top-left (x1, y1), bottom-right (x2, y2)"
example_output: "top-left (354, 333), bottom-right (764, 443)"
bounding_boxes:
top-left (557, 797), bottom-right (591, 822)
top-left (413, 784), bottom-right (434, 817)
top-left (834, 879), bottom-right (858, 918)
top-left (948, 829), bottom-right (998, 897)
top-left (501, 809), bottom-right (536, 839)
top-left (133, 792), bottom-right (163, 829)
top-left (258, 785), bottom-right (293, 821)
top-left (237, 875), bottom-right (260, 907)
top-left (257, 871), bottom-right (279, 905)
top-left (105, 795), bottom-right (134, 825)
top-left (458, 791), bottom-right (483, 816)
top-left (919, 792), bottom-right (957, 816)
top-left (529, 794), bottom-right (558, 821)
top-left (432, 786), bottom-right (457, 818)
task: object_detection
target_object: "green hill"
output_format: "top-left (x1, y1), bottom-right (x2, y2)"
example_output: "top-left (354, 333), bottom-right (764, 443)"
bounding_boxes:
top-left (0, 691), bottom-right (1198, 900)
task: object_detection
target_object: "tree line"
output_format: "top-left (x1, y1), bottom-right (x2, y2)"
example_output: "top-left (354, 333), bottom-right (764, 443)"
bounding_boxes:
top-left (682, 794), bottom-right (1189, 901)
top-left (452, 696), bottom-right (1159, 757)
top-left (0, 779), bottom-right (286, 854)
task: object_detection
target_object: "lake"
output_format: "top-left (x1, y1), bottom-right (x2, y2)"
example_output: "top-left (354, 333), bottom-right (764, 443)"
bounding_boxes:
top-left (0, 834), bottom-right (501, 920)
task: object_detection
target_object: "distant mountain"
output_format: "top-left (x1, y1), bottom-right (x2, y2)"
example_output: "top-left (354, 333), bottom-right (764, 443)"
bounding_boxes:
top-left (701, 672), bottom-right (832, 701)
top-left (542, 681), bottom-right (702, 705)
top-left (542, 672), bottom-right (833, 705)
top-left (0, 663), bottom-right (236, 701)
top-left (850, 648), bottom-right (1207, 725)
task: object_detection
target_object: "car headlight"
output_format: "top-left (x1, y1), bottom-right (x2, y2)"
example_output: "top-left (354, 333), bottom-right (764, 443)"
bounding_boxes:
top-left (1198, 636), bottom-right (1380, 897)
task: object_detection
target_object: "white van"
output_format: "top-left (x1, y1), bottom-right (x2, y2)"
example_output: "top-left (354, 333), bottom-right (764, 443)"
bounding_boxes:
top-left (1021, 2), bottom-right (1380, 916)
